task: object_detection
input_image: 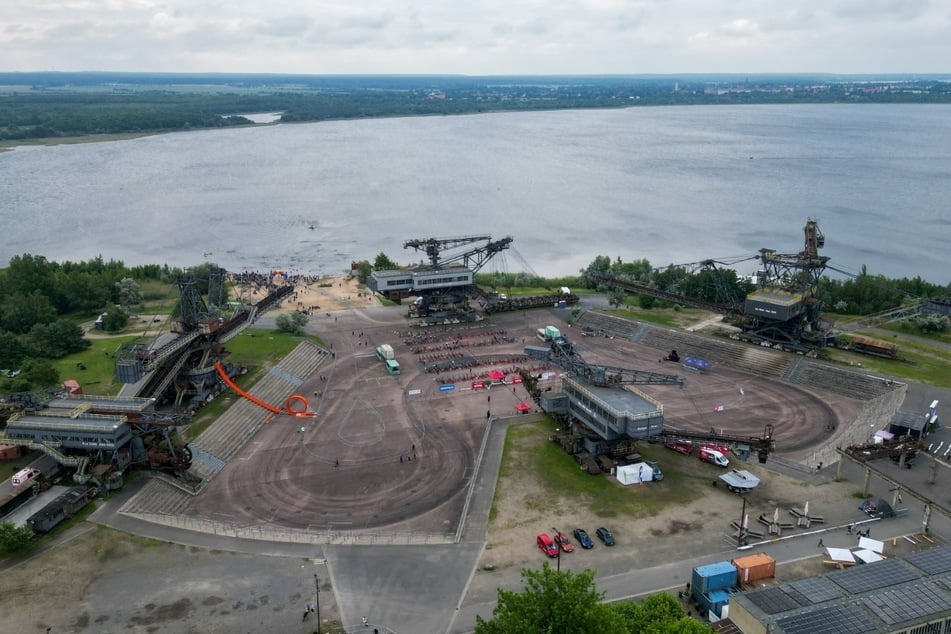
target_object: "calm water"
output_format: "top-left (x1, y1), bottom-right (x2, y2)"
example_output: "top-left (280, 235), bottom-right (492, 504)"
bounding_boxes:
top-left (2, 104), bottom-right (949, 284)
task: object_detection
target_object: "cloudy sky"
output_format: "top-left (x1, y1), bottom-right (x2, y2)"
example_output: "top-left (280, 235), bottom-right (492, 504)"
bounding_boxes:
top-left (3, 0), bottom-right (949, 75)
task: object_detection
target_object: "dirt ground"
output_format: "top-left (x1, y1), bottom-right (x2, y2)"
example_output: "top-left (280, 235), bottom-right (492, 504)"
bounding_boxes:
top-left (3, 291), bottom-right (944, 633)
top-left (240, 274), bottom-right (378, 314)
top-left (478, 428), bottom-right (850, 576)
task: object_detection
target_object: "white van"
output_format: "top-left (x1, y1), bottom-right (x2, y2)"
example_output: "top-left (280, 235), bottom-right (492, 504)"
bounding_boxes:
top-left (699, 448), bottom-right (730, 468)
top-left (12, 467), bottom-right (40, 486)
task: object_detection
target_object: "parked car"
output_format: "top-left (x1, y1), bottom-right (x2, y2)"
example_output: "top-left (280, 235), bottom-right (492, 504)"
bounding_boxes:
top-left (701, 442), bottom-right (731, 455)
top-left (645, 460), bottom-right (664, 481)
top-left (536, 533), bottom-right (559, 558)
top-left (665, 439), bottom-right (693, 455)
top-left (596, 526), bottom-right (615, 546)
top-left (554, 531), bottom-right (574, 553)
top-left (573, 528), bottom-right (595, 549)
top-left (699, 446), bottom-right (730, 467)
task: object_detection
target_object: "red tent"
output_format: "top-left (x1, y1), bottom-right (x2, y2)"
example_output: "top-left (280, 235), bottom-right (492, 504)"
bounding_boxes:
top-left (515, 403), bottom-right (532, 413)
top-left (486, 370), bottom-right (506, 381)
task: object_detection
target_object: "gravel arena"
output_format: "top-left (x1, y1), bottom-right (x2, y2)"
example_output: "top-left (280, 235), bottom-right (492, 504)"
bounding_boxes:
top-left (181, 303), bottom-right (883, 538)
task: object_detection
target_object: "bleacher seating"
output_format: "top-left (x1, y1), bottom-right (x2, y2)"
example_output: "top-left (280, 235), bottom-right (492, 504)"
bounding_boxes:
top-left (573, 310), bottom-right (901, 400)
top-left (119, 341), bottom-right (328, 518)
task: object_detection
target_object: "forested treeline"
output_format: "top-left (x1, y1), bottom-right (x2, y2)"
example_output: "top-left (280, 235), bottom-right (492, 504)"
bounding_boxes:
top-left (0, 254), bottom-right (175, 391)
top-left (3, 73), bottom-right (951, 143)
top-left (580, 255), bottom-right (950, 320)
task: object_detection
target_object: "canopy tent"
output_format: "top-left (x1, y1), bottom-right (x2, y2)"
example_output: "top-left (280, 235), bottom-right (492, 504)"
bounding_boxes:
top-left (854, 549), bottom-right (885, 564)
top-left (486, 370), bottom-right (506, 381)
top-left (858, 536), bottom-right (885, 553)
top-left (825, 547), bottom-right (855, 563)
top-left (616, 462), bottom-right (653, 485)
top-left (515, 403), bottom-right (532, 414)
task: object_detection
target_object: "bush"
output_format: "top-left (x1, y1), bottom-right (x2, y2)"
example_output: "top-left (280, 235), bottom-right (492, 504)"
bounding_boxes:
top-left (0, 521), bottom-right (34, 555)
top-left (275, 312), bottom-right (308, 335)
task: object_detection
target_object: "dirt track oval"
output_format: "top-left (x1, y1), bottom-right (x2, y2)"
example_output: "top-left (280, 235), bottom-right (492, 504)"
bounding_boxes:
top-left (190, 308), bottom-right (855, 532)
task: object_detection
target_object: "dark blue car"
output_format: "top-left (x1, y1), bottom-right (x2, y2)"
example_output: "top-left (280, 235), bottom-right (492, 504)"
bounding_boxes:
top-left (573, 528), bottom-right (595, 549)
top-left (596, 526), bottom-right (616, 546)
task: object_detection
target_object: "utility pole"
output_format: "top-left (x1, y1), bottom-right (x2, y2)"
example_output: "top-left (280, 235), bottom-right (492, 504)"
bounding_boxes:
top-left (737, 497), bottom-right (747, 547)
top-left (552, 526), bottom-right (561, 573)
top-left (313, 574), bottom-right (321, 634)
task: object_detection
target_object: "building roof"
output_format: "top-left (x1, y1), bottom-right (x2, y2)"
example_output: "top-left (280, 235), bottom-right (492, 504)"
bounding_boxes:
top-left (733, 544), bottom-right (951, 633)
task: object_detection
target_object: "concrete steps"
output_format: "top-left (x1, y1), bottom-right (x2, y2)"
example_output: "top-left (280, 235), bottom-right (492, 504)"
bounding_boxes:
top-left (188, 341), bottom-right (328, 468)
top-left (575, 311), bottom-right (647, 340)
top-left (784, 361), bottom-right (900, 400)
top-left (120, 479), bottom-right (192, 516)
top-left (638, 327), bottom-right (796, 378)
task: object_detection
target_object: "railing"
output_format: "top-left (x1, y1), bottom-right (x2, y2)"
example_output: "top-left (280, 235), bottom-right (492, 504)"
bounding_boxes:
top-left (120, 512), bottom-right (455, 545)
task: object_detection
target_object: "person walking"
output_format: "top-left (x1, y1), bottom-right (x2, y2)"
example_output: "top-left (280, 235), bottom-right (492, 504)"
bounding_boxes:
top-left (818, 538), bottom-right (824, 547)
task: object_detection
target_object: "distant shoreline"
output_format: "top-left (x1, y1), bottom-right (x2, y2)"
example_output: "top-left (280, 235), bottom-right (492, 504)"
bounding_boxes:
top-left (4, 74), bottom-right (950, 150)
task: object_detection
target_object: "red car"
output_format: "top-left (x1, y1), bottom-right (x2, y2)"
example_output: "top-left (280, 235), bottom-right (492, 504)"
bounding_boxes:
top-left (665, 439), bottom-right (693, 455)
top-left (536, 533), bottom-right (559, 558)
top-left (554, 531), bottom-right (574, 553)
top-left (701, 442), bottom-right (730, 455)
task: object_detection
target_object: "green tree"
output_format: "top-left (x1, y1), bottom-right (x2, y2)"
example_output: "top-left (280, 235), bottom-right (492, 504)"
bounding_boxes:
top-left (20, 358), bottom-right (59, 388)
top-left (275, 312), bottom-right (308, 335)
top-left (0, 521), bottom-right (34, 555)
top-left (373, 252), bottom-right (400, 270)
top-left (609, 289), bottom-right (628, 309)
top-left (0, 330), bottom-right (27, 368)
top-left (475, 564), bottom-right (626, 634)
top-left (26, 319), bottom-right (91, 358)
top-left (0, 253), bottom-right (58, 299)
top-left (54, 270), bottom-right (112, 313)
top-left (353, 260), bottom-right (373, 285)
top-left (580, 255), bottom-right (612, 289)
top-left (614, 593), bottom-right (707, 633)
top-left (0, 291), bottom-right (57, 334)
top-left (115, 277), bottom-right (143, 306)
top-left (103, 310), bottom-right (130, 332)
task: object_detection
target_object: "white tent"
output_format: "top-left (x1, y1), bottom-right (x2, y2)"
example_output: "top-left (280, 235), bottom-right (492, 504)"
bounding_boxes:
top-left (858, 536), bottom-right (885, 554)
top-left (854, 549), bottom-right (885, 564)
top-left (826, 547), bottom-right (855, 563)
top-left (616, 463), bottom-right (652, 485)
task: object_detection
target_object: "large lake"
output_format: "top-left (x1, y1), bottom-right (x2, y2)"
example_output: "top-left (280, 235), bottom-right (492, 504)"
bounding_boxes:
top-left (1, 104), bottom-right (949, 284)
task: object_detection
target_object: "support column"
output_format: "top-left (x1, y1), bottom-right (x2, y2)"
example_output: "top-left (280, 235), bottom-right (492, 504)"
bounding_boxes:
top-left (891, 486), bottom-right (902, 510)
top-left (835, 457), bottom-right (844, 482)
top-left (928, 455), bottom-right (938, 485)
top-left (922, 502), bottom-right (932, 534)
top-left (863, 466), bottom-right (872, 496)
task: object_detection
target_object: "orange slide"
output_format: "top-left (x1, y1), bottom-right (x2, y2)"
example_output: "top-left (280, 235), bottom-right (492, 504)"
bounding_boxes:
top-left (214, 362), bottom-right (315, 418)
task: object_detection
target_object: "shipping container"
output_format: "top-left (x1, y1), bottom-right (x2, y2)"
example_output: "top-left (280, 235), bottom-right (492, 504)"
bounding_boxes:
top-left (692, 561), bottom-right (737, 602)
top-left (732, 553), bottom-right (776, 584)
top-left (697, 589), bottom-right (731, 619)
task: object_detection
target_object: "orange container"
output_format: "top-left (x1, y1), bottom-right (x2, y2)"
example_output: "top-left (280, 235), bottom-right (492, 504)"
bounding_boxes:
top-left (732, 553), bottom-right (776, 584)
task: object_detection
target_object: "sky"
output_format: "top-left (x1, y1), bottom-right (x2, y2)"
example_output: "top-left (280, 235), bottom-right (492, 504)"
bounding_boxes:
top-left (2, 0), bottom-right (950, 75)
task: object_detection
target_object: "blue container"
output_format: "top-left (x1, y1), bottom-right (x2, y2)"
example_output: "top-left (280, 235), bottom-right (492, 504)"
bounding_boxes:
top-left (706, 589), bottom-right (731, 618)
top-left (692, 561), bottom-right (737, 602)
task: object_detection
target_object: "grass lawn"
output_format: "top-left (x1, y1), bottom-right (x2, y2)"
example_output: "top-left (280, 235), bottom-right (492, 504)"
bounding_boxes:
top-left (603, 306), bottom-right (717, 329)
top-left (819, 340), bottom-right (951, 388)
top-left (493, 421), bottom-right (709, 522)
top-left (52, 335), bottom-right (140, 396)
